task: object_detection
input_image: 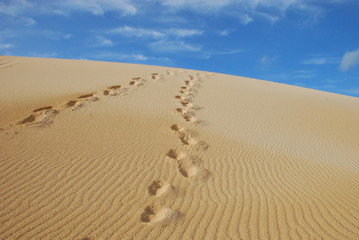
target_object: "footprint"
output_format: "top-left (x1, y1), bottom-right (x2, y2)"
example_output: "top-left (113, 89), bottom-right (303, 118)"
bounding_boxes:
top-left (179, 101), bottom-right (194, 107)
top-left (17, 108), bottom-right (59, 127)
top-left (184, 80), bottom-right (200, 88)
top-left (170, 124), bottom-right (184, 132)
top-left (189, 75), bottom-right (199, 81)
top-left (167, 149), bottom-right (186, 160)
top-left (179, 89), bottom-right (197, 97)
top-left (175, 107), bottom-right (192, 114)
top-left (175, 95), bottom-right (192, 102)
top-left (178, 160), bottom-right (199, 177)
top-left (103, 85), bottom-right (127, 96)
top-left (66, 100), bottom-right (77, 107)
top-left (129, 77), bottom-right (146, 87)
top-left (178, 132), bottom-right (209, 151)
top-left (148, 180), bottom-right (174, 197)
top-left (33, 106), bottom-right (53, 112)
top-left (78, 93), bottom-right (95, 99)
top-left (182, 112), bottom-right (198, 123)
top-left (167, 150), bottom-right (209, 178)
top-left (77, 93), bottom-right (99, 102)
top-left (178, 132), bottom-right (198, 146)
top-left (151, 73), bottom-right (160, 80)
top-left (140, 206), bottom-right (179, 223)
top-left (166, 70), bottom-right (176, 76)
top-left (67, 93), bottom-right (99, 110)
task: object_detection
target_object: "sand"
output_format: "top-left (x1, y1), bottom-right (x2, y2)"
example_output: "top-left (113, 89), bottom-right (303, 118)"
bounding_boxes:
top-left (0, 56), bottom-right (359, 240)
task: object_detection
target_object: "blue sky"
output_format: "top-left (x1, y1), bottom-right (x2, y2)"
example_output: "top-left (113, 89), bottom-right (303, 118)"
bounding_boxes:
top-left (1, 0), bottom-right (359, 97)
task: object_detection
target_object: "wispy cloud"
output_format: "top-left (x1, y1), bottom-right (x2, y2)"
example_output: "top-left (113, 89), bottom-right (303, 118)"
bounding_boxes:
top-left (303, 57), bottom-right (339, 65)
top-left (110, 26), bottom-right (165, 39)
top-left (0, 0), bottom-right (137, 17)
top-left (0, 43), bottom-right (14, 50)
top-left (0, 0), bottom-right (33, 16)
top-left (150, 40), bottom-right (201, 52)
top-left (109, 26), bottom-right (203, 39)
top-left (59, 0), bottom-right (137, 15)
top-left (42, 30), bottom-right (72, 40)
top-left (96, 36), bottom-right (114, 46)
top-left (0, 0), bottom-right (350, 26)
top-left (158, 0), bottom-right (324, 24)
top-left (339, 48), bottom-right (359, 71)
top-left (23, 17), bottom-right (36, 26)
top-left (168, 29), bottom-right (203, 37)
top-left (238, 13), bottom-right (254, 25)
top-left (92, 51), bottom-right (172, 63)
top-left (260, 55), bottom-right (277, 66)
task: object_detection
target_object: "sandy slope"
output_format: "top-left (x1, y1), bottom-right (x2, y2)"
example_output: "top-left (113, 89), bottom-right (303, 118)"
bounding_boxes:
top-left (0, 56), bottom-right (358, 240)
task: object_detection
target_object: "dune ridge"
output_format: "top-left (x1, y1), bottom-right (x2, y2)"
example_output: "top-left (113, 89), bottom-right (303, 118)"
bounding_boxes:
top-left (0, 56), bottom-right (359, 240)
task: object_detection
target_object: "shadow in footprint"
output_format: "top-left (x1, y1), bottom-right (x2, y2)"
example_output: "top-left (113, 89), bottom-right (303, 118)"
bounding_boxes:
top-left (148, 180), bottom-right (174, 197)
top-left (141, 206), bottom-right (179, 223)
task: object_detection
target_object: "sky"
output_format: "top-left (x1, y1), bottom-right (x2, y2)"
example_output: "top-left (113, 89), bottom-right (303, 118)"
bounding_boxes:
top-left (1, 0), bottom-right (359, 97)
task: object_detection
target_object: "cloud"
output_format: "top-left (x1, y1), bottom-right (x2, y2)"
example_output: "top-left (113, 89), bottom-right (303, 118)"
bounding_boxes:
top-left (110, 26), bottom-right (165, 39)
top-left (23, 17), bottom-right (36, 25)
top-left (41, 30), bottom-right (72, 40)
top-left (150, 40), bottom-right (201, 52)
top-left (0, 0), bottom-right (33, 16)
top-left (0, 0), bottom-right (137, 17)
top-left (109, 26), bottom-right (203, 39)
top-left (259, 55), bottom-right (277, 68)
top-left (161, 0), bottom-right (233, 10)
top-left (238, 13), bottom-right (254, 24)
top-left (168, 29), bottom-right (203, 37)
top-left (303, 57), bottom-right (339, 65)
top-left (92, 51), bottom-right (172, 63)
top-left (96, 36), bottom-right (114, 46)
top-left (58, 0), bottom-right (137, 16)
top-left (158, 0), bottom-right (330, 24)
top-left (339, 49), bottom-right (359, 71)
top-left (199, 49), bottom-right (243, 59)
top-left (0, 43), bottom-right (14, 49)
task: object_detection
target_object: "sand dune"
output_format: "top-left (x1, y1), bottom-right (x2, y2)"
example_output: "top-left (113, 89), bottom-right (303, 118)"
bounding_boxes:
top-left (0, 56), bottom-right (359, 240)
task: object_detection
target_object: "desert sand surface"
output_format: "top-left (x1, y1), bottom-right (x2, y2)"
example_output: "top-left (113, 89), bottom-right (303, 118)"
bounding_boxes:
top-left (1, 56), bottom-right (359, 240)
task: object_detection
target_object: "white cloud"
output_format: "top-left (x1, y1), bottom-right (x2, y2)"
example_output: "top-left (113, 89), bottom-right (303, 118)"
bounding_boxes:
top-left (339, 49), bottom-right (359, 71)
top-left (238, 13), bottom-right (254, 24)
top-left (303, 57), bottom-right (339, 65)
top-left (0, 0), bottom-right (137, 17)
top-left (0, 43), bottom-right (14, 49)
top-left (110, 26), bottom-right (165, 39)
top-left (109, 26), bottom-right (203, 39)
top-left (260, 55), bottom-right (277, 66)
top-left (161, 0), bottom-right (233, 10)
top-left (96, 36), bottom-right (114, 46)
top-left (41, 30), bottom-right (71, 40)
top-left (158, 0), bottom-right (329, 24)
top-left (219, 30), bottom-right (230, 36)
top-left (150, 40), bottom-right (201, 52)
top-left (92, 51), bottom-right (172, 63)
top-left (168, 29), bottom-right (203, 37)
top-left (23, 17), bottom-right (36, 26)
top-left (0, 0), bottom-right (33, 16)
top-left (59, 0), bottom-right (137, 15)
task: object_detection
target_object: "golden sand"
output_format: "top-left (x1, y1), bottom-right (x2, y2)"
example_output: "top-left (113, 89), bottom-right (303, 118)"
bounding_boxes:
top-left (1, 56), bottom-right (358, 239)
